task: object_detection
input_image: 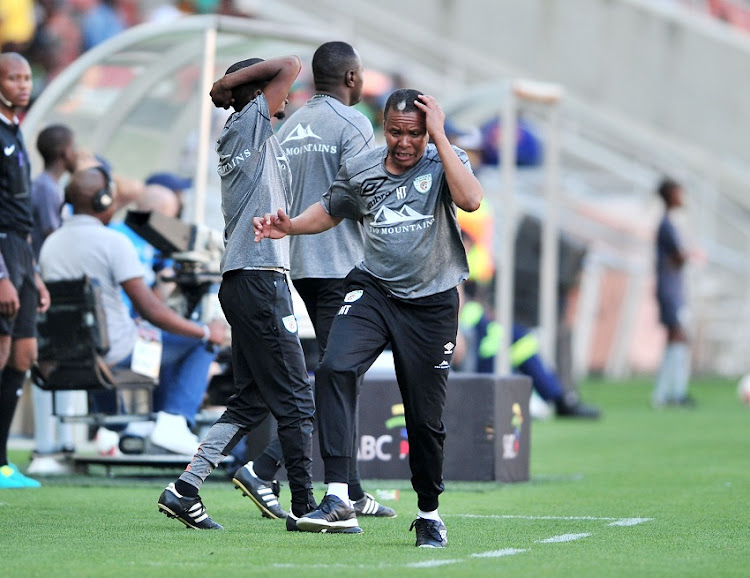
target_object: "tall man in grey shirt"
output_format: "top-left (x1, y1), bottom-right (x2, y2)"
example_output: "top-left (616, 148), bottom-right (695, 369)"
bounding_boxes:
top-left (254, 89), bottom-right (484, 547)
top-left (158, 55), bottom-right (317, 530)
top-left (233, 41), bottom-right (394, 523)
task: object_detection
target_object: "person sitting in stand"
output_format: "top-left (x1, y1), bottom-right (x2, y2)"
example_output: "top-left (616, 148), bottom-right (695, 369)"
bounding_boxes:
top-left (38, 167), bottom-right (226, 455)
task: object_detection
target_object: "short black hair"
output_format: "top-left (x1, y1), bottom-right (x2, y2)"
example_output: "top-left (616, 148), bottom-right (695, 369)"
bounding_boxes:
top-left (36, 124), bottom-right (73, 165)
top-left (383, 88), bottom-right (422, 120)
top-left (311, 41), bottom-right (358, 91)
top-left (657, 177), bottom-right (680, 204)
top-left (225, 57), bottom-right (265, 104)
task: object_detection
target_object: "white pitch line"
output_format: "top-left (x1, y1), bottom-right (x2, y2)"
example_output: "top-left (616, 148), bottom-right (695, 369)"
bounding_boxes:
top-left (455, 514), bottom-right (619, 521)
top-left (537, 533), bottom-right (591, 543)
top-left (609, 518), bottom-right (653, 526)
top-left (453, 515), bottom-right (653, 526)
top-left (407, 560), bottom-right (461, 568)
top-left (472, 548), bottom-right (528, 558)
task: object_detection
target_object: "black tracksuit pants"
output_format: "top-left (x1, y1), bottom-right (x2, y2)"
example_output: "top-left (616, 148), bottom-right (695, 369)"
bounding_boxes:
top-left (316, 268), bottom-right (459, 512)
top-left (217, 270), bottom-right (315, 511)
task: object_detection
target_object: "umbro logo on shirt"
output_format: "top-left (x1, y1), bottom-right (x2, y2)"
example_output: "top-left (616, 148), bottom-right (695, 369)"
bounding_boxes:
top-left (280, 124), bottom-right (321, 144)
top-left (4, 144), bottom-right (15, 156)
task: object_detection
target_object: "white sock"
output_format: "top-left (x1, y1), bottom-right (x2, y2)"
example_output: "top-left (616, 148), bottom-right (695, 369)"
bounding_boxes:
top-left (418, 509), bottom-right (442, 522)
top-left (671, 343), bottom-right (691, 400)
top-left (326, 482), bottom-right (349, 503)
top-left (653, 345), bottom-right (678, 405)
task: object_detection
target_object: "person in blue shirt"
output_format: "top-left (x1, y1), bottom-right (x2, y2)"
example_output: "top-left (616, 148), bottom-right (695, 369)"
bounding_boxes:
top-left (653, 178), bottom-right (694, 408)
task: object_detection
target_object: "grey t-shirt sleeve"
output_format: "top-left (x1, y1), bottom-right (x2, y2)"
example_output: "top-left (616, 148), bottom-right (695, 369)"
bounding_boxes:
top-left (110, 231), bottom-right (149, 285)
top-left (33, 180), bottom-right (62, 235)
top-left (321, 161), bottom-right (361, 221)
top-left (233, 93), bottom-right (274, 152)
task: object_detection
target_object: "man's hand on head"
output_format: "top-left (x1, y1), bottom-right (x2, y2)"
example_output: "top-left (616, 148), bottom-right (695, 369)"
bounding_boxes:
top-left (210, 78), bottom-right (234, 109)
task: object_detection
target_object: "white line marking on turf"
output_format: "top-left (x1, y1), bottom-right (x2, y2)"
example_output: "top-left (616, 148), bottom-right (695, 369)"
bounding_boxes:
top-left (537, 533), bottom-right (591, 543)
top-left (455, 514), bottom-right (620, 521)
top-left (472, 548), bottom-right (528, 558)
top-left (609, 518), bottom-right (652, 526)
top-left (407, 560), bottom-right (461, 568)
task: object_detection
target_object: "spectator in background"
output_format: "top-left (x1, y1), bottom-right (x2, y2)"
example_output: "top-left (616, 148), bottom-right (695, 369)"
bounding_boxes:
top-left (144, 172), bottom-right (192, 218)
top-left (0, 0), bottom-right (36, 52)
top-left (653, 177), bottom-right (696, 408)
top-left (39, 168), bottom-right (226, 455)
top-left (30, 125), bottom-right (77, 259)
top-left (27, 124), bottom-right (79, 476)
top-left (479, 115), bottom-right (543, 168)
top-left (73, 0), bottom-right (125, 51)
top-left (26, 0), bottom-right (82, 88)
top-left (109, 182), bottom-right (222, 452)
top-left (455, 277), bottom-right (600, 419)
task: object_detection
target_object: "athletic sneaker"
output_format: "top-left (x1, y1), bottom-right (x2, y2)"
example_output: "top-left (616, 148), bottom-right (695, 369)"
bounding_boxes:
top-left (353, 492), bottom-right (397, 517)
top-left (296, 494), bottom-right (361, 533)
top-left (287, 508), bottom-right (362, 533)
top-left (232, 463), bottom-right (288, 519)
top-left (0, 464), bottom-right (41, 489)
top-left (157, 483), bottom-right (223, 530)
top-left (410, 517), bottom-right (448, 548)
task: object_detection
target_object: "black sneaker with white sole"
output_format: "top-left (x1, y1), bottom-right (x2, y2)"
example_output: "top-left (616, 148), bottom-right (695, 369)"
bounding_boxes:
top-left (410, 517), bottom-right (447, 548)
top-left (232, 463), bottom-right (288, 519)
top-left (286, 512), bottom-right (301, 532)
top-left (353, 492), bottom-right (397, 517)
top-left (157, 483), bottom-right (223, 530)
top-left (296, 494), bottom-right (362, 533)
top-left (286, 510), bottom-right (362, 533)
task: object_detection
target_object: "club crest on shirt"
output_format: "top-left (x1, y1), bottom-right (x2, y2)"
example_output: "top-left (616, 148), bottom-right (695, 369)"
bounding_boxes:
top-left (413, 174), bottom-right (432, 193)
top-left (344, 289), bottom-right (363, 303)
top-left (282, 314), bottom-right (298, 333)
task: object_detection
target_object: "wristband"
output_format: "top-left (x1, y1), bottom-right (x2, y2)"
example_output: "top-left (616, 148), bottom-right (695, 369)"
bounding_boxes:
top-left (200, 323), bottom-right (211, 343)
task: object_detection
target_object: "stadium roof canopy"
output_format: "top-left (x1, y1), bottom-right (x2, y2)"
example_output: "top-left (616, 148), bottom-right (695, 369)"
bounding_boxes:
top-left (22, 15), bottom-right (330, 227)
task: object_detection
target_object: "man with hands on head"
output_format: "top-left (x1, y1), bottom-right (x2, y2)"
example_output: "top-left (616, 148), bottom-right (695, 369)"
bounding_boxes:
top-left (158, 55), bottom-right (319, 531)
top-left (254, 89), bottom-right (483, 548)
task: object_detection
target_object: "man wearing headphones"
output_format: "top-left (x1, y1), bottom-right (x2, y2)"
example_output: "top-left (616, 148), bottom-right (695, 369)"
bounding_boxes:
top-left (38, 167), bottom-right (227, 454)
top-left (0, 53), bottom-right (50, 489)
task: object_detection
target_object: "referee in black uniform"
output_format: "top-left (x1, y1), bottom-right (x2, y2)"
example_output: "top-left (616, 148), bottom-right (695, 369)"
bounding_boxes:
top-left (254, 89), bottom-right (484, 547)
top-left (0, 53), bottom-right (50, 490)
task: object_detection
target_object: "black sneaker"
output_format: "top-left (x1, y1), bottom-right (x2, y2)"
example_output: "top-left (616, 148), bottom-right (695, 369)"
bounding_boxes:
top-left (555, 392), bottom-right (601, 419)
top-left (287, 510), bottom-right (362, 533)
top-left (296, 494), bottom-right (362, 533)
top-left (669, 395), bottom-right (697, 408)
top-left (232, 463), bottom-right (288, 519)
top-left (410, 517), bottom-right (447, 548)
top-left (286, 512), bottom-right (301, 532)
top-left (157, 483), bottom-right (223, 530)
top-left (353, 492), bottom-right (397, 517)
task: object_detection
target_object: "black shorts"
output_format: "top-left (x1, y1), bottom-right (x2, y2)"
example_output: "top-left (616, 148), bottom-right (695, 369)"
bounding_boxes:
top-left (0, 232), bottom-right (37, 339)
top-left (657, 295), bottom-right (682, 329)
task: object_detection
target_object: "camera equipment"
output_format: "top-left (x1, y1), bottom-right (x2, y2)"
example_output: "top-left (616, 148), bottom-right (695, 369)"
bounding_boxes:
top-left (124, 210), bottom-right (223, 322)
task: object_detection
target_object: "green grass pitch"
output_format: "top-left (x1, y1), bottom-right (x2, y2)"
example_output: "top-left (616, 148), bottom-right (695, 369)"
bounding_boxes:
top-left (2, 376), bottom-right (749, 577)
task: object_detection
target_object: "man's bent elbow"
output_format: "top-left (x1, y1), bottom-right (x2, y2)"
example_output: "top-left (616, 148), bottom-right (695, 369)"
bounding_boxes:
top-left (460, 196), bottom-right (483, 213)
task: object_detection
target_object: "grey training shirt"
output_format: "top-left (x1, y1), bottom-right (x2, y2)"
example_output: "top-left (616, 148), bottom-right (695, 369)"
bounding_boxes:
top-left (276, 95), bottom-right (374, 279)
top-left (217, 93), bottom-right (293, 274)
top-left (321, 143), bottom-right (472, 299)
